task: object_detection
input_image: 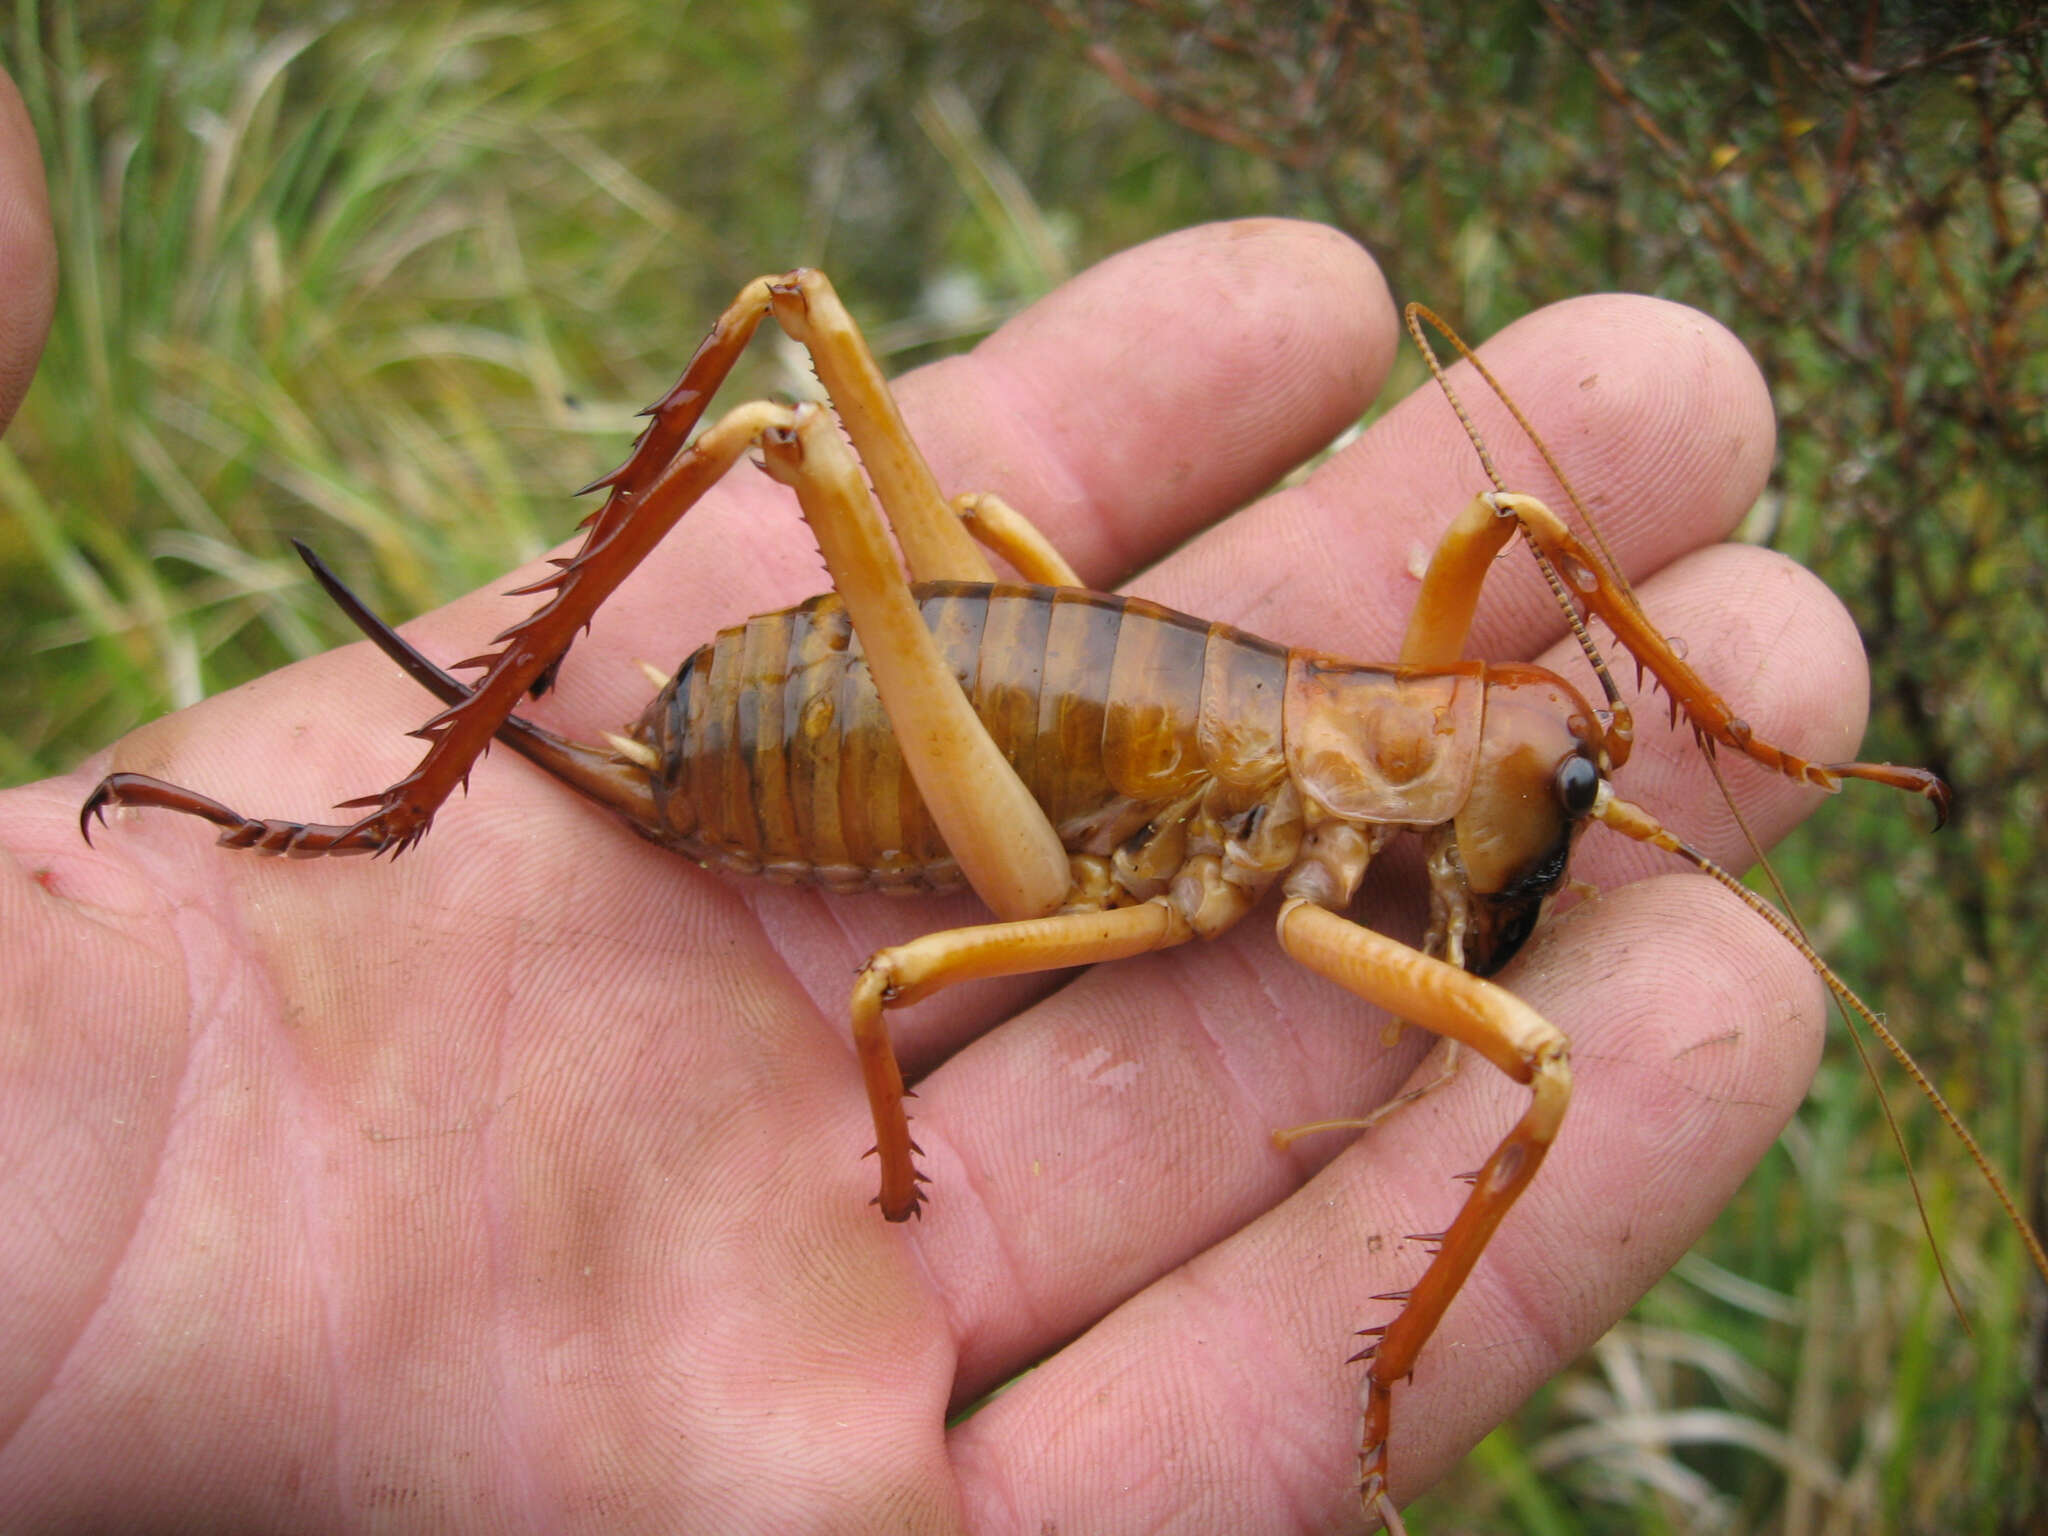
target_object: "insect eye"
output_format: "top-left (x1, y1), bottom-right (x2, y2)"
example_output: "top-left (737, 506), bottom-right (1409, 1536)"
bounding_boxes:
top-left (1555, 754), bottom-right (1601, 818)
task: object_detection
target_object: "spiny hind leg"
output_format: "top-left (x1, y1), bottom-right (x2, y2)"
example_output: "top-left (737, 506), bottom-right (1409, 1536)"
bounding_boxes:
top-left (853, 897), bottom-right (1193, 1219)
top-left (1274, 897), bottom-right (1571, 1525)
top-left (79, 270), bottom-right (1084, 892)
top-left (454, 272), bottom-right (1075, 913)
top-left (79, 398), bottom-right (804, 856)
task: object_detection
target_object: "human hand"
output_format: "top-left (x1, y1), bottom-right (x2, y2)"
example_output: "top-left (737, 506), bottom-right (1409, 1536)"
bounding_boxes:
top-left (3, 219), bottom-right (1859, 1531)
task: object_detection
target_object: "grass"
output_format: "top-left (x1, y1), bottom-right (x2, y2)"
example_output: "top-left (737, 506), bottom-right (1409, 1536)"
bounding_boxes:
top-left (5, 2), bottom-right (2042, 1530)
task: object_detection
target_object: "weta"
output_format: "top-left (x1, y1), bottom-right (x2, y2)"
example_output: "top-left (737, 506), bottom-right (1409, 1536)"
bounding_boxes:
top-left (77, 270), bottom-right (2039, 1531)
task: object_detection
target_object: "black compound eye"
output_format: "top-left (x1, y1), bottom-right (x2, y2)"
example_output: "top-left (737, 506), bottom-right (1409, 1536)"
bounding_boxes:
top-left (1555, 754), bottom-right (1601, 818)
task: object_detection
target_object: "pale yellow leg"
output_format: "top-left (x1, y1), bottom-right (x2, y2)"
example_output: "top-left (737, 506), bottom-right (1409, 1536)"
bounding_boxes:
top-left (1399, 493), bottom-right (1517, 667)
top-left (766, 271), bottom-right (996, 584)
top-left (951, 491), bottom-right (1085, 587)
top-left (1275, 897), bottom-right (1570, 1523)
top-left (757, 408), bottom-right (1070, 921)
top-left (853, 898), bottom-right (1193, 1218)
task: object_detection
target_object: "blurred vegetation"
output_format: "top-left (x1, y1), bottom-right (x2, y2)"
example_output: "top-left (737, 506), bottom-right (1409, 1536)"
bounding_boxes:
top-left (3, 0), bottom-right (2043, 1530)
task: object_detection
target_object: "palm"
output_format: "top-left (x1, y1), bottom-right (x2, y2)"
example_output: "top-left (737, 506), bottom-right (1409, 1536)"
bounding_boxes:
top-left (3, 223), bottom-right (1864, 1532)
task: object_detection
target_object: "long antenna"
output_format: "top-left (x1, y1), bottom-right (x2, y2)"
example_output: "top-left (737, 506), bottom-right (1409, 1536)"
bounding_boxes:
top-left (1596, 788), bottom-right (2048, 1289)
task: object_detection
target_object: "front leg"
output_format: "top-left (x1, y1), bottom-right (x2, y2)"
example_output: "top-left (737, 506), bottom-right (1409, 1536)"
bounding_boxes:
top-left (1275, 897), bottom-right (1572, 1530)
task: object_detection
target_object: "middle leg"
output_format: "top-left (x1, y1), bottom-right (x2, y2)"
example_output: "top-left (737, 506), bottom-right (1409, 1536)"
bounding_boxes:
top-left (851, 897), bottom-right (1195, 1219)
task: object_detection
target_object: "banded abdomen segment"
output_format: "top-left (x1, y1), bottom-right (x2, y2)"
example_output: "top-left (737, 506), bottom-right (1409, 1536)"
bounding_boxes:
top-left (631, 583), bottom-right (1292, 894)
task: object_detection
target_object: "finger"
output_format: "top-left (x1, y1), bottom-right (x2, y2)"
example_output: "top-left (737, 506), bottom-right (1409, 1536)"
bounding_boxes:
top-left (1143, 292), bottom-right (1778, 667)
top-left (900, 217), bottom-right (1397, 587)
top-left (0, 65), bottom-right (57, 437)
top-left (947, 874), bottom-right (1827, 1530)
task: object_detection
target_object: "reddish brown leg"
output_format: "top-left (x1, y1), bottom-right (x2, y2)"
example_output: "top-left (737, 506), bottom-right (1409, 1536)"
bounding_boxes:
top-left (1275, 897), bottom-right (1572, 1525)
top-left (1499, 493), bottom-right (1949, 818)
top-left (82, 398), bottom-right (798, 856)
top-left (1399, 490), bottom-right (1950, 823)
top-left (80, 773), bottom-right (388, 855)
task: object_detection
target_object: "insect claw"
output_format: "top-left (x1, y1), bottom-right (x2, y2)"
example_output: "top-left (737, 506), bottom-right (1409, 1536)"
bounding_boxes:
top-left (78, 791), bottom-right (110, 845)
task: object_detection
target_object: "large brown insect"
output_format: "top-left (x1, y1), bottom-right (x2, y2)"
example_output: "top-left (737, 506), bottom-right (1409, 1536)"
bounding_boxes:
top-left (77, 271), bottom-right (2045, 1531)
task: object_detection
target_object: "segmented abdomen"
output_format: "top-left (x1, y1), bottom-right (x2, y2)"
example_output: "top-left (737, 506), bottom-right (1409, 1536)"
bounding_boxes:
top-left (630, 583), bottom-right (1292, 895)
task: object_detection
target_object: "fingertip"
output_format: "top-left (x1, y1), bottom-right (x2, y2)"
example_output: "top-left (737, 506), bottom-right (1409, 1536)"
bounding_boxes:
top-left (1492, 294), bottom-right (1777, 535)
top-left (909, 219), bottom-right (1398, 584)
top-left (1387, 293), bottom-right (1778, 563)
top-left (1163, 288), bottom-right (1781, 662)
top-left (1511, 873), bottom-right (1829, 1152)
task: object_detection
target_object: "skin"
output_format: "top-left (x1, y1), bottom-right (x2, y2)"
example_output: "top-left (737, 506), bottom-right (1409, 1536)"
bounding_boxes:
top-left (0, 73), bottom-right (1873, 1534)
